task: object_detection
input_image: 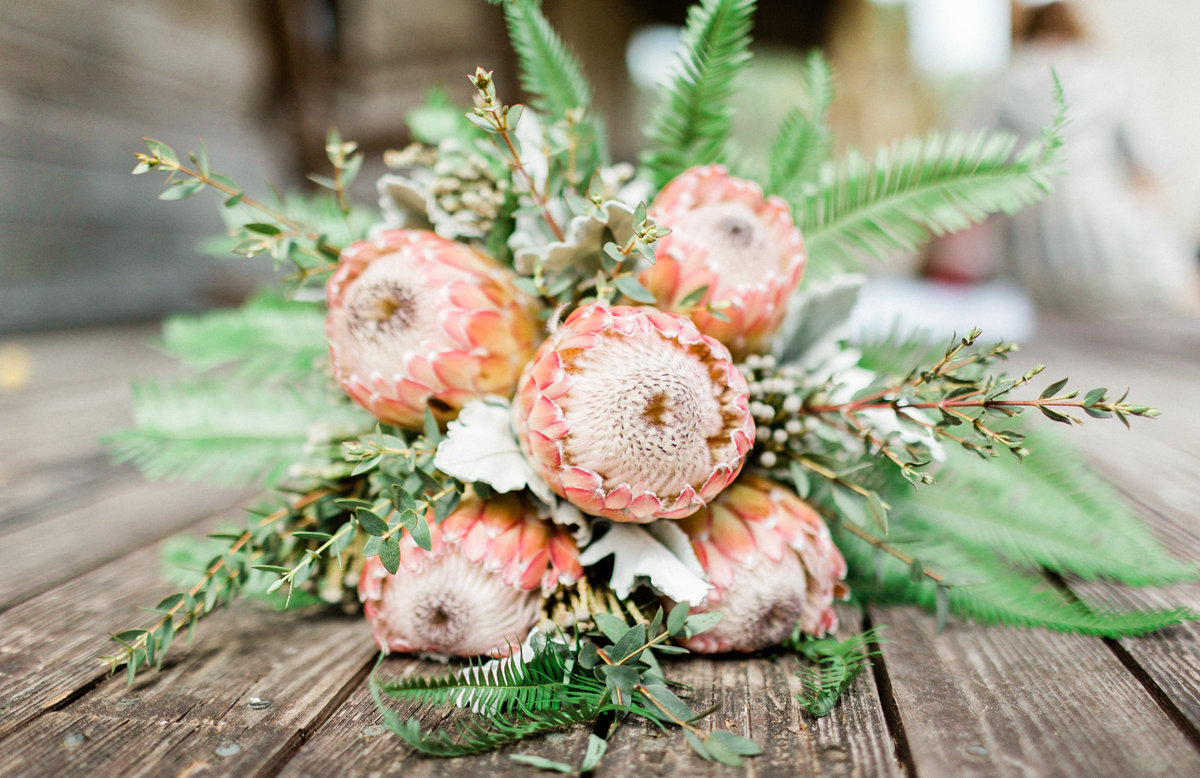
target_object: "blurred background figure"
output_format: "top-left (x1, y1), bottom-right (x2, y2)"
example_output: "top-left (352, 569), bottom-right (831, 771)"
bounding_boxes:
top-left (924, 1), bottom-right (1200, 315)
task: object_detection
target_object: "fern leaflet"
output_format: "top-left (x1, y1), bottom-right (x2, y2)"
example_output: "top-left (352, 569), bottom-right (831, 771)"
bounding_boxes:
top-left (106, 378), bottom-right (371, 486)
top-left (642, 0), bottom-right (756, 188)
top-left (500, 0), bottom-right (604, 177)
top-left (799, 74), bottom-right (1067, 277)
top-left (767, 50), bottom-right (835, 197)
top-left (159, 293), bottom-right (327, 380)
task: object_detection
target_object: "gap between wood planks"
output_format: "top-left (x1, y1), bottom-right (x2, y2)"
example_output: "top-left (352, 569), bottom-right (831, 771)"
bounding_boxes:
top-left (864, 607), bottom-right (918, 778)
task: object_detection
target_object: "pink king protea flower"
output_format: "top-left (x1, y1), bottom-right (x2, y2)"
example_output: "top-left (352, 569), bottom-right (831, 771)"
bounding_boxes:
top-left (640, 165), bottom-right (806, 358)
top-left (326, 229), bottom-right (540, 428)
top-left (359, 493), bottom-right (582, 657)
top-left (672, 476), bottom-right (848, 653)
top-left (514, 302), bottom-right (754, 523)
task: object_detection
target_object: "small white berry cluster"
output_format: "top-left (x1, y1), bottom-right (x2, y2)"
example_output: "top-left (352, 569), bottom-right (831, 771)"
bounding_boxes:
top-left (739, 353), bottom-right (810, 471)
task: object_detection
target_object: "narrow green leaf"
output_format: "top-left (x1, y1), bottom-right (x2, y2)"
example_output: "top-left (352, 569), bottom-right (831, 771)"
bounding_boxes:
top-left (684, 611), bottom-right (723, 637)
top-left (1041, 378), bottom-right (1069, 399)
top-left (508, 754), bottom-right (575, 773)
top-left (581, 734), bottom-right (608, 771)
top-left (610, 624), bottom-right (647, 662)
top-left (708, 730), bottom-right (762, 757)
top-left (593, 612), bottom-right (629, 642)
top-left (613, 274), bottom-right (658, 304)
top-left (667, 602), bottom-right (690, 636)
top-left (410, 514), bottom-right (433, 552)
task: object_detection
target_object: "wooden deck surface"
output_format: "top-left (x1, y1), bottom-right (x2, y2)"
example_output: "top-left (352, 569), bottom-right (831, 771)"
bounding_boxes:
top-left (1, 316), bottom-right (1199, 777)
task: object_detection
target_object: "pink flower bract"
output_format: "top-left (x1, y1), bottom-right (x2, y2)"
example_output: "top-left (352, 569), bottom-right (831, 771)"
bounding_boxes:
top-left (514, 302), bottom-right (754, 523)
top-left (640, 165), bottom-right (807, 358)
top-left (358, 493), bottom-right (582, 657)
top-left (672, 476), bottom-right (849, 653)
top-left (326, 229), bottom-right (539, 428)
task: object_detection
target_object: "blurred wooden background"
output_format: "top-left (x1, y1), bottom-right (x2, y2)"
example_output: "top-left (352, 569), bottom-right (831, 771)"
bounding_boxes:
top-left (3, 0), bottom-right (1197, 332)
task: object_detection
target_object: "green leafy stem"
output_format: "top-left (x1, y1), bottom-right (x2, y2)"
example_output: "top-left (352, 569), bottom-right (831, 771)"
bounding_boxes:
top-left (468, 67), bottom-right (566, 241)
top-left (134, 138), bottom-right (342, 278)
top-left (102, 488), bottom-right (335, 682)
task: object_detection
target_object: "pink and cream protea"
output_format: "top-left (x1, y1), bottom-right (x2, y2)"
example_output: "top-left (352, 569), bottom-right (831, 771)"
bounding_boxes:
top-left (671, 476), bottom-right (849, 653)
top-left (514, 302), bottom-right (754, 523)
top-left (326, 229), bottom-right (539, 428)
top-left (358, 493), bottom-right (582, 657)
top-left (639, 165), bottom-right (806, 358)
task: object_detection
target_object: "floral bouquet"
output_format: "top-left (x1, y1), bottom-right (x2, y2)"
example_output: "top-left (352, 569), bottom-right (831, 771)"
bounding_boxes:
top-left (104, 0), bottom-right (1192, 768)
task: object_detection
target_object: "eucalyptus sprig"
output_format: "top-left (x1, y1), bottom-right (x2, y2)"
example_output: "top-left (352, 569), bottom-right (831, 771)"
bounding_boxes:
top-left (799, 329), bottom-right (1157, 471)
top-left (133, 138), bottom-right (343, 280)
top-left (102, 487), bottom-right (343, 683)
top-left (373, 604), bottom-right (762, 768)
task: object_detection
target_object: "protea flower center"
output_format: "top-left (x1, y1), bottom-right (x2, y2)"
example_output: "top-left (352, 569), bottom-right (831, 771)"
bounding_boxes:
top-left (364, 552), bottom-right (541, 657)
top-left (515, 303), bottom-right (754, 522)
top-left (326, 229), bottom-right (539, 428)
top-left (339, 261), bottom-right (441, 379)
top-left (671, 201), bottom-right (781, 287)
top-left (693, 551), bottom-right (808, 652)
top-left (358, 494), bottom-right (582, 657)
top-left (563, 333), bottom-right (731, 498)
top-left (671, 476), bottom-right (848, 653)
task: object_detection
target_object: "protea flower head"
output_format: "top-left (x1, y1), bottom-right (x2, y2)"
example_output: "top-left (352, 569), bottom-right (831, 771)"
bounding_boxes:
top-left (326, 229), bottom-right (539, 428)
top-left (672, 475), bottom-right (848, 653)
top-left (358, 493), bottom-right (582, 657)
top-left (640, 165), bottom-right (806, 358)
top-left (514, 302), bottom-right (754, 523)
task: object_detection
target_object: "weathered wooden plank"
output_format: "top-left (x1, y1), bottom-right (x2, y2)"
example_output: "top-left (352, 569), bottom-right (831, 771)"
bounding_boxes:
top-left (869, 604), bottom-right (1200, 777)
top-left (0, 515), bottom-right (230, 738)
top-left (0, 476), bottom-right (249, 611)
top-left (277, 655), bottom-right (594, 777)
top-left (595, 606), bottom-right (902, 777)
top-left (0, 605), bottom-right (377, 777)
top-left (1024, 328), bottom-right (1200, 456)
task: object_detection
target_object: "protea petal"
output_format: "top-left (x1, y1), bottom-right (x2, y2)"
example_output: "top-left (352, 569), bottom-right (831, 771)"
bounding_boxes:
top-left (326, 229), bottom-right (540, 428)
top-left (668, 475), bottom-right (848, 653)
top-left (640, 165), bottom-right (807, 358)
top-left (358, 493), bottom-right (581, 658)
top-left (514, 302), bottom-right (755, 522)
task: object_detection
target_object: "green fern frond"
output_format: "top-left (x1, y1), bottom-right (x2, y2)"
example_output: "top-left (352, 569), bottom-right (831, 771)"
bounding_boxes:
top-left (789, 627), bottom-right (884, 717)
top-left (837, 527), bottom-right (1192, 637)
top-left (798, 80), bottom-right (1067, 277)
top-left (898, 434), bottom-right (1194, 587)
top-left (766, 50), bottom-right (835, 197)
top-left (378, 643), bottom-right (605, 717)
top-left (106, 378), bottom-right (371, 486)
top-left (386, 705), bottom-right (602, 757)
top-left (159, 294), bottom-right (327, 380)
top-left (500, 0), bottom-right (604, 175)
top-left (851, 325), bottom-right (943, 376)
top-left (642, 0), bottom-right (756, 188)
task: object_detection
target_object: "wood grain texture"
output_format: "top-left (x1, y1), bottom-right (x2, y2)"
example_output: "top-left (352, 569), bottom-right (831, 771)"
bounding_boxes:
top-left (0, 324), bottom-right (252, 603)
top-left (0, 605), bottom-right (376, 777)
top-left (1025, 321), bottom-right (1200, 734)
top-left (0, 518), bottom-right (228, 739)
top-left (870, 604), bottom-right (1200, 778)
top-left (596, 606), bottom-right (903, 778)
